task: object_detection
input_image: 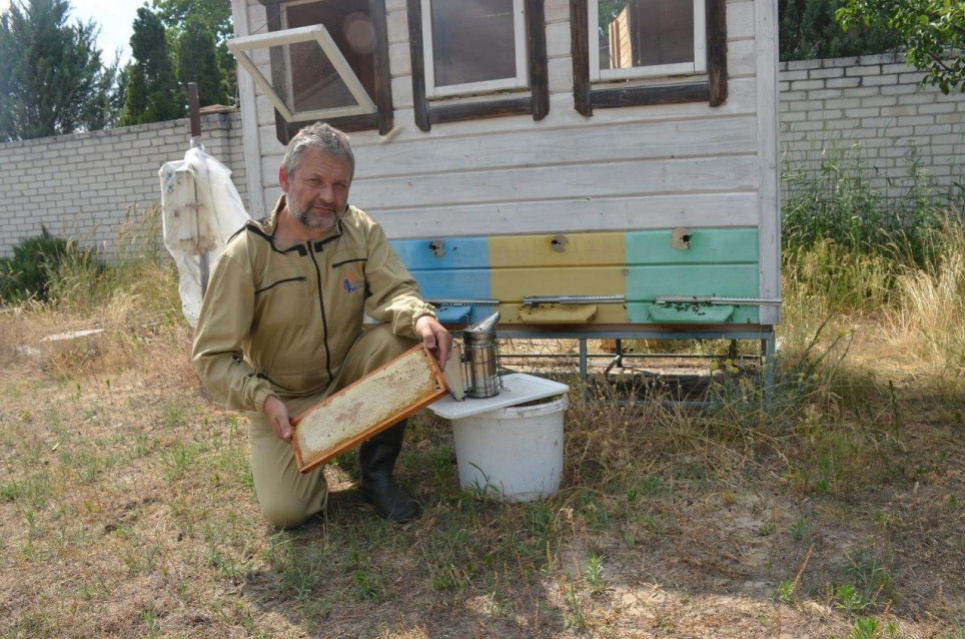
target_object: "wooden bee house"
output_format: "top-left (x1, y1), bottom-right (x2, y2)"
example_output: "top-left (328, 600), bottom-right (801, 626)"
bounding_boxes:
top-left (229, 0), bottom-right (780, 359)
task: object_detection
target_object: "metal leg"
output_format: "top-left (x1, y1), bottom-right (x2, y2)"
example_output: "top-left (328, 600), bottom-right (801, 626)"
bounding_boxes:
top-left (579, 338), bottom-right (588, 381)
top-left (496, 329), bottom-right (778, 407)
top-left (579, 338), bottom-right (589, 400)
top-left (762, 335), bottom-right (776, 409)
top-left (603, 338), bottom-right (625, 377)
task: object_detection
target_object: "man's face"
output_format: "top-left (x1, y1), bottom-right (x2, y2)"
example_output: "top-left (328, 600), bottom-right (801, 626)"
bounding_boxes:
top-left (279, 148), bottom-right (352, 234)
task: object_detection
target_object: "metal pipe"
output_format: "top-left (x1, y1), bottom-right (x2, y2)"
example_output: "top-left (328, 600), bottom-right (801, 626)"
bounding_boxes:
top-left (655, 296), bottom-right (782, 306)
top-left (522, 294), bottom-right (626, 307)
top-left (500, 352), bottom-right (760, 360)
top-left (427, 298), bottom-right (500, 306)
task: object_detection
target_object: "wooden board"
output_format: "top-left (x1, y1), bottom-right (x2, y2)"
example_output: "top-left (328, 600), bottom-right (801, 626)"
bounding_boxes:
top-left (291, 344), bottom-right (448, 473)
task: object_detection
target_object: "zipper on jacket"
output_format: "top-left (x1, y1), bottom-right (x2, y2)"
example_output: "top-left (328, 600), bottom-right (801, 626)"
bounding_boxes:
top-left (308, 242), bottom-right (334, 381)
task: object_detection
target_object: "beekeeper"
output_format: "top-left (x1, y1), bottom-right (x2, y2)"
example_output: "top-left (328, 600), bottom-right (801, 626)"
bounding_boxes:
top-left (192, 123), bottom-right (452, 528)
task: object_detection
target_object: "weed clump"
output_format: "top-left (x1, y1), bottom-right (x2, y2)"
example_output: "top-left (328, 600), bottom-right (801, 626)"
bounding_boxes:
top-left (0, 227), bottom-right (102, 304)
top-left (782, 143), bottom-right (951, 269)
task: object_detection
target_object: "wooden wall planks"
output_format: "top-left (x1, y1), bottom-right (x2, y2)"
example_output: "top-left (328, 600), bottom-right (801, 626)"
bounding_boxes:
top-left (374, 192), bottom-right (760, 239)
top-left (237, 0), bottom-right (776, 328)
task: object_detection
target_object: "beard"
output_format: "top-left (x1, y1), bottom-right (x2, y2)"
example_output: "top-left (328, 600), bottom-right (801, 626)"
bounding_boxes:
top-left (287, 190), bottom-right (339, 233)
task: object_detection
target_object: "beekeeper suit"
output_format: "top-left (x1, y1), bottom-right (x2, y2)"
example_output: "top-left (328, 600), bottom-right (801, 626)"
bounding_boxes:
top-left (192, 123), bottom-right (452, 528)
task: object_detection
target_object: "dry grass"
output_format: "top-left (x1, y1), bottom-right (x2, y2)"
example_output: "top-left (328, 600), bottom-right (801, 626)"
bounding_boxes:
top-left (2, 232), bottom-right (965, 638)
top-left (886, 223), bottom-right (965, 373)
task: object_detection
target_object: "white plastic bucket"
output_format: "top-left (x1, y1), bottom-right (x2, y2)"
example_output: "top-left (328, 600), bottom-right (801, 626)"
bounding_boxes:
top-left (451, 394), bottom-right (567, 502)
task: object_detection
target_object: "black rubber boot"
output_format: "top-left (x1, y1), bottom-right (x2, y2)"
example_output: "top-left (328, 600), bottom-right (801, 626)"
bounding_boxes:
top-left (359, 420), bottom-right (422, 523)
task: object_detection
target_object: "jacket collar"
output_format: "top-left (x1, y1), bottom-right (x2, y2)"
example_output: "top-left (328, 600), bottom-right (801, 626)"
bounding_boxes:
top-left (265, 195), bottom-right (349, 249)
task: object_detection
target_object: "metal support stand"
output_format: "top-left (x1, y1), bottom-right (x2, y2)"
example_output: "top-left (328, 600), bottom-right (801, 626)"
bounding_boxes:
top-left (498, 327), bottom-right (778, 407)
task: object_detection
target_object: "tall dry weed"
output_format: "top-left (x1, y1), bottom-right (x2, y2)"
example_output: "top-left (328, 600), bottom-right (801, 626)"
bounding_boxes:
top-left (783, 240), bottom-right (896, 315)
top-left (888, 220), bottom-right (965, 371)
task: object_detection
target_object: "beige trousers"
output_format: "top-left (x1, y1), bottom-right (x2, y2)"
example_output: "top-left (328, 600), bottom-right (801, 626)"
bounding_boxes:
top-left (247, 324), bottom-right (417, 529)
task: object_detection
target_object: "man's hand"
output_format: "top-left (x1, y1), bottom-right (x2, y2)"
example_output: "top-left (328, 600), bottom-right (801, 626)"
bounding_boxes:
top-left (263, 395), bottom-right (293, 442)
top-left (415, 315), bottom-right (453, 372)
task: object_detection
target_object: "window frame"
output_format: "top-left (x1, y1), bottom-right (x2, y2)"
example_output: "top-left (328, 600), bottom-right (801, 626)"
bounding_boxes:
top-left (421, 0), bottom-right (529, 99)
top-left (570, 0), bottom-right (727, 116)
top-left (587, 0), bottom-right (707, 82)
top-left (254, 0), bottom-right (393, 144)
top-left (228, 24), bottom-right (377, 123)
top-left (407, 0), bottom-right (548, 132)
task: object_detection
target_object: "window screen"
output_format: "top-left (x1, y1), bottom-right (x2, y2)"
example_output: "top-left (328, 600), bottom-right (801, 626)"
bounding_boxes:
top-left (282, 0), bottom-right (376, 111)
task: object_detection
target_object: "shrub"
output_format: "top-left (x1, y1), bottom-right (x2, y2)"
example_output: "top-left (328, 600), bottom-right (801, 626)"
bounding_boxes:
top-left (779, 0), bottom-right (899, 61)
top-left (782, 144), bottom-right (947, 269)
top-left (0, 227), bottom-right (103, 304)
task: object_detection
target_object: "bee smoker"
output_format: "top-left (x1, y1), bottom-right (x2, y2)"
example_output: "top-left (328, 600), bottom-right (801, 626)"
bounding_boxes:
top-left (462, 312), bottom-right (502, 399)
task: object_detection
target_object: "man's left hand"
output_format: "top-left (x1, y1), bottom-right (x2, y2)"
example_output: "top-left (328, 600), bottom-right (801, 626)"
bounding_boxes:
top-left (415, 315), bottom-right (452, 372)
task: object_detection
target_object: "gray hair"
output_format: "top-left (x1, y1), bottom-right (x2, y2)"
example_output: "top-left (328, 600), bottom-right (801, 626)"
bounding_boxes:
top-left (282, 122), bottom-right (355, 180)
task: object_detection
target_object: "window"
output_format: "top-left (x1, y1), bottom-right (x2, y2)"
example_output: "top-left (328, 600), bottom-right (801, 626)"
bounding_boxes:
top-left (589, 0), bottom-right (706, 81)
top-left (570, 0), bottom-right (727, 115)
top-left (423, 0), bottom-right (528, 98)
top-left (230, 0), bottom-right (393, 143)
top-left (407, 0), bottom-right (548, 131)
top-left (229, 23), bottom-right (376, 122)
top-left (281, 0), bottom-right (378, 114)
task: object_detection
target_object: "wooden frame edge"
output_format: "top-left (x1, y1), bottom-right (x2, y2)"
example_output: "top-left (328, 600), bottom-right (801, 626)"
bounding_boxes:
top-left (526, 0), bottom-right (549, 120)
top-left (570, 0), bottom-right (591, 116)
top-left (428, 97), bottom-right (532, 125)
top-left (589, 81), bottom-right (711, 108)
top-left (370, 0), bottom-right (395, 134)
top-left (707, 0), bottom-right (728, 107)
top-left (406, 0), bottom-right (431, 131)
top-left (291, 344), bottom-right (448, 473)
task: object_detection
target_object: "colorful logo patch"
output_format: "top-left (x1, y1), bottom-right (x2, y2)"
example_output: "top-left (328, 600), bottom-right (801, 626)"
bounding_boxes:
top-left (343, 273), bottom-right (362, 294)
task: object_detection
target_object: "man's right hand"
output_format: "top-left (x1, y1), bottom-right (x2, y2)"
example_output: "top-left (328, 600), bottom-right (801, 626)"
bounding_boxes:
top-left (263, 395), bottom-right (293, 442)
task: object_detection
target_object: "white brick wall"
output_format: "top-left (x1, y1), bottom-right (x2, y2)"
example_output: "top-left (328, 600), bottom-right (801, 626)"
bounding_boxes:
top-left (0, 111), bottom-right (248, 259)
top-left (5, 57), bottom-right (960, 260)
top-left (780, 52), bottom-right (965, 202)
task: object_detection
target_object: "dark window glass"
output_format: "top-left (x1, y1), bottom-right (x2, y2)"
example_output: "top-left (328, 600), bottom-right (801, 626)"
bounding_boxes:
top-left (430, 0), bottom-right (517, 87)
top-left (599, 0), bottom-right (694, 71)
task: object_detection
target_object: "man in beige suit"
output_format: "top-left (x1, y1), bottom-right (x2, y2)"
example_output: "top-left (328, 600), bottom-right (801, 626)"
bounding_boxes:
top-left (193, 123), bottom-right (451, 528)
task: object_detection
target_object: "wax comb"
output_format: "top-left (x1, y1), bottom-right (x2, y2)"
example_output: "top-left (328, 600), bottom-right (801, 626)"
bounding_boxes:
top-left (291, 344), bottom-right (448, 473)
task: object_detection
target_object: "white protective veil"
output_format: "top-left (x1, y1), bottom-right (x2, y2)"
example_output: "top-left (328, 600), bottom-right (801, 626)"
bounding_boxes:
top-left (159, 143), bottom-right (250, 328)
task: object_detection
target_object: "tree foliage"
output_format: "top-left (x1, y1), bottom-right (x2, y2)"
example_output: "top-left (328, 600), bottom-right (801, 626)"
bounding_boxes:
top-left (152, 0), bottom-right (235, 104)
top-left (152, 0), bottom-right (231, 43)
top-left (176, 15), bottom-right (228, 107)
top-left (838, 0), bottom-right (965, 94)
top-left (779, 0), bottom-right (900, 61)
top-left (120, 6), bottom-right (182, 126)
top-left (0, 0), bottom-right (122, 141)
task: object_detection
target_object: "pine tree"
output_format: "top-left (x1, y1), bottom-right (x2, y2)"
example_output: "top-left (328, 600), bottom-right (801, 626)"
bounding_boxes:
top-left (152, 0), bottom-right (235, 103)
top-left (176, 15), bottom-right (228, 106)
top-left (0, 0), bottom-right (119, 141)
top-left (120, 6), bottom-right (183, 125)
